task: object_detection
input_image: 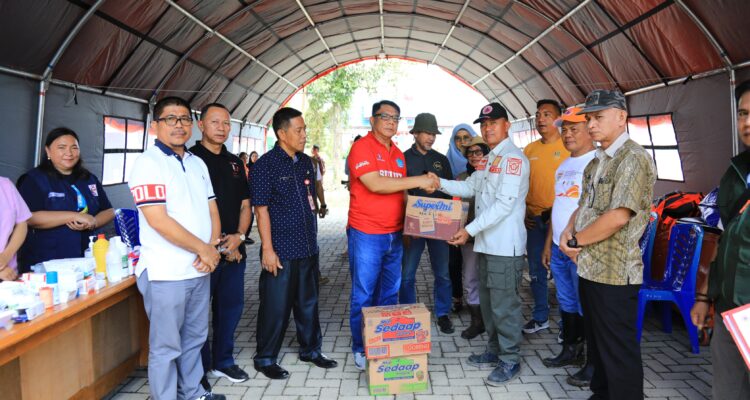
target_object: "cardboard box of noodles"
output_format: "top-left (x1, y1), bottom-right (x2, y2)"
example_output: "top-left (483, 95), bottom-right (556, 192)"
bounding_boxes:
top-left (367, 354), bottom-right (429, 396)
top-left (403, 195), bottom-right (469, 241)
top-left (363, 303), bottom-right (431, 359)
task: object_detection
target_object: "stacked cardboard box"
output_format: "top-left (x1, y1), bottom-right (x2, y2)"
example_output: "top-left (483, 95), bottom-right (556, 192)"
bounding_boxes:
top-left (362, 303), bottom-right (432, 396)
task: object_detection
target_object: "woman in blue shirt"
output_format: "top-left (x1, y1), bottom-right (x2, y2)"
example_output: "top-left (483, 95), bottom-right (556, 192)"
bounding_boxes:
top-left (17, 127), bottom-right (114, 271)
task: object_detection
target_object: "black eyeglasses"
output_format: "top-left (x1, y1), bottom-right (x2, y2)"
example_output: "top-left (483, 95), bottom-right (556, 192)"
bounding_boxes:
top-left (455, 135), bottom-right (472, 142)
top-left (374, 113), bottom-right (401, 122)
top-left (157, 115), bottom-right (193, 126)
top-left (466, 149), bottom-right (484, 157)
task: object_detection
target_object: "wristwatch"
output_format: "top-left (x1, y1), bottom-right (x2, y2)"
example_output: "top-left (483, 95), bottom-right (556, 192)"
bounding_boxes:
top-left (237, 232), bottom-right (246, 241)
top-left (567, 234), bottom-right (580, 249)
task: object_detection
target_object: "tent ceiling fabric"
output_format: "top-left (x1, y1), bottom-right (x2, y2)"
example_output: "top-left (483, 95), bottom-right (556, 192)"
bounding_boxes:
top-left (1, 0), bottom-right (747, 124)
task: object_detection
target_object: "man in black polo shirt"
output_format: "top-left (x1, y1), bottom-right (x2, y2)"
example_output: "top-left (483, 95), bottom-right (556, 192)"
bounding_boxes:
top-left (400, 112), bottom-right (455, 334)
top-left (191, 103), bottom-right (251, 385)
top-left (251, 107), bottom-right (337, 380)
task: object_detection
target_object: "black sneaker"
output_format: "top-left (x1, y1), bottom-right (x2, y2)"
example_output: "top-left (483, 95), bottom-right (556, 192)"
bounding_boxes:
top-left (209, 365), bottom-right (250, 383)
top-left (198, 393), bottom-right (226, 400)
top-left (437, 315), bottom-right (455, 334)
top-left (522, 319), bottom-right (549, 334)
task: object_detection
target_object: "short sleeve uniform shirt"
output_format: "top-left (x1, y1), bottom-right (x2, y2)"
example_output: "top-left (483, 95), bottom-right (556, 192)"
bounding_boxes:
top-left (128, 140), bottom-right (216, 281)
top-left (575, 134), bottom-right (656, 285)
top-left (347, 132), bottom-right (407, 234)
top-left (251, 144), bottom-right (318, 260)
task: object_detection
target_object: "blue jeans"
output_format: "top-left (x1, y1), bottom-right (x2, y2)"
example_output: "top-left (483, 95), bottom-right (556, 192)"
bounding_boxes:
top-left (550, 244), bottom-right (582, 315)
top-left (201, 258), bottom-right (246, 371)
top-left (400, 237), bottom-right (452, 317)
top-left (348, 227), bottom-right (402, 354)
top-left (527, 215), bottom-right (549, 322)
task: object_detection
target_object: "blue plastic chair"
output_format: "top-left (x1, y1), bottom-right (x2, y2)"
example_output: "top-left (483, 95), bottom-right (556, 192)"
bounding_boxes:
top-left (114, 208), bottom-right (140, 248)
top-left (639, 211), bottom-right (658, 270)
top-left (636, 223), bottom-right (703, 354)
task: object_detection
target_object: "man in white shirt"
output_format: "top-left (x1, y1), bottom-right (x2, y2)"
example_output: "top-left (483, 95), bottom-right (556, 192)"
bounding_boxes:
top-left (541, 107), bottom-right (597, 386)
top-left (429, 103), bottom-right (530, 386)
top-left (129, 96), bottom-right (224, 400)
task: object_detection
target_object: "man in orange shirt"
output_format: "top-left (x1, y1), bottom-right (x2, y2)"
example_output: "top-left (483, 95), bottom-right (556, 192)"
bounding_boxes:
top-left (523, 100), bottom-right (569, 334)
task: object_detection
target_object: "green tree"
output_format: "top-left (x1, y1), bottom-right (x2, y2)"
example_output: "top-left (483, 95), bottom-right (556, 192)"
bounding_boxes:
top-left (301, 60), bottom-right (400, 184)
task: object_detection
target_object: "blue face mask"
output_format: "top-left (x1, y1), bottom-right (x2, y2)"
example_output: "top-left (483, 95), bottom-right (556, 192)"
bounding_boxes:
top-left (71, 185), bottom-right (88, 213)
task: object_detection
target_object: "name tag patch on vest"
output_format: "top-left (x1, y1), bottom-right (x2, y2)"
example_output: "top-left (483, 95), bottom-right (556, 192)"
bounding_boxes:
top-left (48, 192), bottom-right (65, 198)
top-left (489, 157), bottom-right (502, 174)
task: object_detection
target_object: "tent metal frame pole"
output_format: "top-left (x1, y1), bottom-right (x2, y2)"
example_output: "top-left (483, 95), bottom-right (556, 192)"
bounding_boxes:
top-left (673, 0), bottom-right (739, 155)
top-left (472, 0), bottom-right (592, 86)
top-left (34, 0), bottom-right (106, 166)
top-left (379, 0), bottom-right (385, 54)
top-left (509, 60), bottom-right (750, 124)
top-left (164, 0), bottom-right (297, 90)
top-left (430, 0), bottom-right (471, 65)
top-left (295, 0), bottom-right (338, 66)
top-left (0, 65), bottom-right (149, 104)
top-left (623, 60), bottom-right (750, 97)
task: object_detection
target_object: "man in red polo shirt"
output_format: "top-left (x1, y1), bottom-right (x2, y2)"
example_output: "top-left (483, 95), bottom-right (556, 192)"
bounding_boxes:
top-left (347, 100), bottom-right (437, 370)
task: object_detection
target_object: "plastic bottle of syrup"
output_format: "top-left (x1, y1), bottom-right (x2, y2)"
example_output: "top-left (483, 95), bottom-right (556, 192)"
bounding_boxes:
top-left (93, 234), bottom-right (109, 278)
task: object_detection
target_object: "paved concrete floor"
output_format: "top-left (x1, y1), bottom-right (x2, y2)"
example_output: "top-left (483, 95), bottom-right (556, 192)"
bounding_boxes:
top-left (106, 193), bottom-right (713, 400)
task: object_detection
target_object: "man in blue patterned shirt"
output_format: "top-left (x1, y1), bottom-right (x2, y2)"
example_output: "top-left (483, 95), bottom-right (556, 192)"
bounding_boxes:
top-left (251, 107), bottom-right (338, 380)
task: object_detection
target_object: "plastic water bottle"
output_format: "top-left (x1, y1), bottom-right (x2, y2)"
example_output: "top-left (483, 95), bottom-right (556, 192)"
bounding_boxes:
top-left (93, 234), bottom-right (109, 276)
top-left (106, 243), bottom-right (123, 283)
top-left (110, 236), bottom-right (129, 277)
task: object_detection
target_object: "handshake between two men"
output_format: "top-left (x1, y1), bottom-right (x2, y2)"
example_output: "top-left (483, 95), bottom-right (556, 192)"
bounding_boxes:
top-left (413, 172), bottom-right (472, 247)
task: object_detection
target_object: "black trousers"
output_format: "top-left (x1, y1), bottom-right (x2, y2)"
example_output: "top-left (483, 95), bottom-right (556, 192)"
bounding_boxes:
top-left (579, 277), bottom-right (643, 400)
top-left (448, 245), bottom-right (463, 299)
top-left (254, 253), bottom-right (322, 367)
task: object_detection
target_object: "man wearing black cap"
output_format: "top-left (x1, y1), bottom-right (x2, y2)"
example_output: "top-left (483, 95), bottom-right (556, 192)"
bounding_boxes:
top-left (560, 89), bottom-right (655, 400)
top-left (400, 112), bottom-right (455, 334)
top-left (430, 103), bottom-right (530, 386)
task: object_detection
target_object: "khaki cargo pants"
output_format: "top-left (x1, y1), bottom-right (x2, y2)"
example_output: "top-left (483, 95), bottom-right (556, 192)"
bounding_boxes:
top-left (477, 254), bottom-right (525, 364)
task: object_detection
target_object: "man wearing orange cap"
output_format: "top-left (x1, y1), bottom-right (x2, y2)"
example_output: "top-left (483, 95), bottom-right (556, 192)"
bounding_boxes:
top-left (541, 107), bottom-right (596, 385)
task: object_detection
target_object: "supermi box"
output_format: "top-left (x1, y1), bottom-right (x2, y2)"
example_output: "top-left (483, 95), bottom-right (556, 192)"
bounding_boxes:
top-left (367, 354), bottom-right (429, 396)
top-left (362, 303), bottom-right (431, 359)
top-left (403, 196), bottom-right (469, 241)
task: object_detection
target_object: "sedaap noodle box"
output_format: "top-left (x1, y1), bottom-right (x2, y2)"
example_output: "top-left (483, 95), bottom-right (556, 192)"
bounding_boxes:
top-left (362, 303), bottom-right (431, 359)
top-left (403, 196), bottom-right (469, 241)
top-left (367, 354), bottom-right (429, 396)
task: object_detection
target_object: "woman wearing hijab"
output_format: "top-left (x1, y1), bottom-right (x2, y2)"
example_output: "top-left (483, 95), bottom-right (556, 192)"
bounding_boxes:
top-left (447, 124), bottom-right (478, 312)
top-left (447, 124), bottom-right (477, 179)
